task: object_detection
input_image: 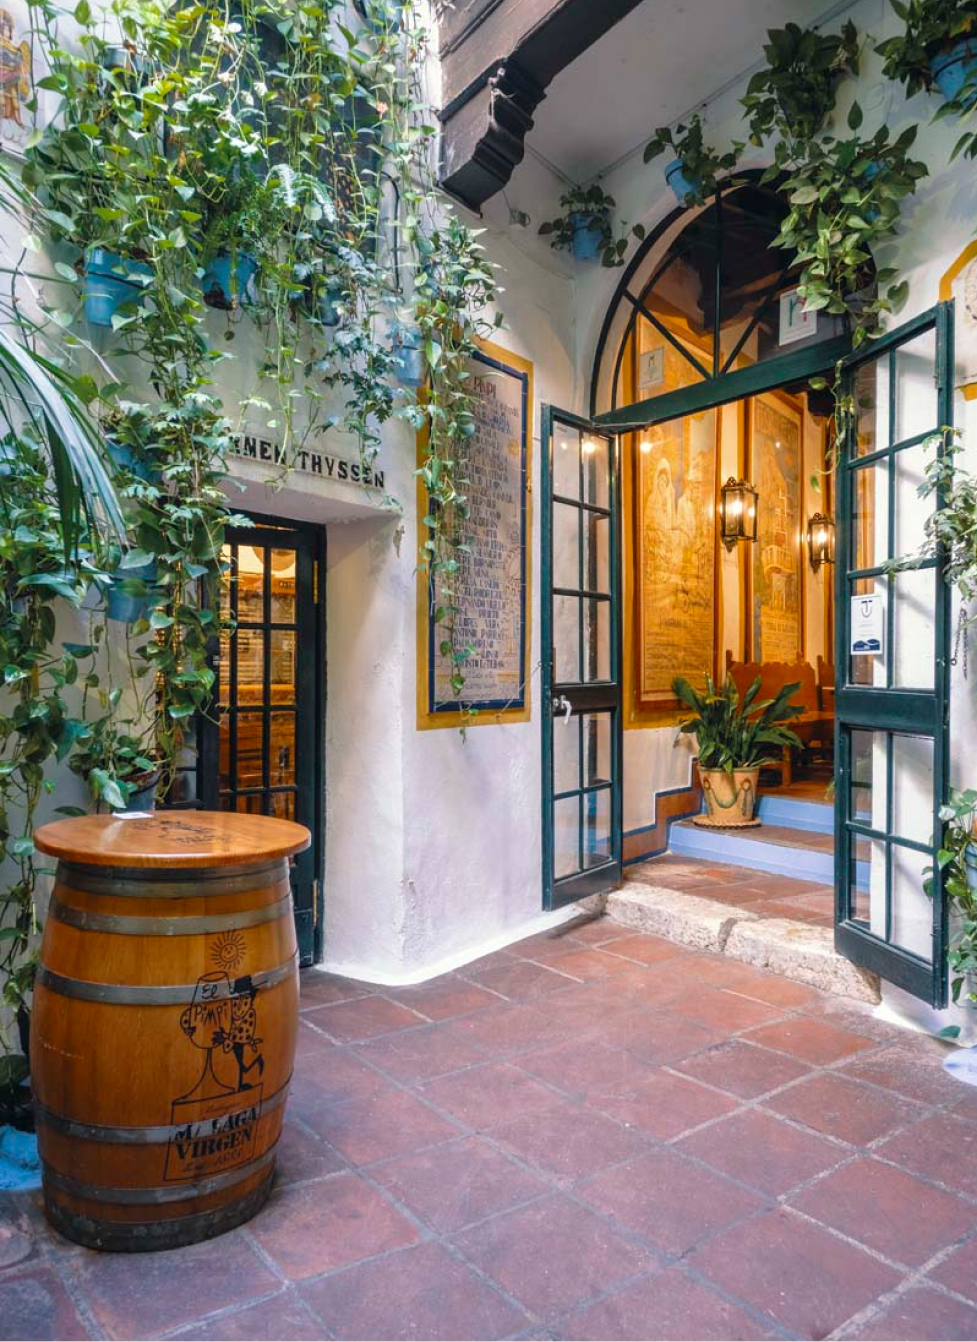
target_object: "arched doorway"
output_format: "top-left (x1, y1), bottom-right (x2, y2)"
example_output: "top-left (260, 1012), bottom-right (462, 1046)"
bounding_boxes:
top-left (541, 175), bottom-right (955, 1007)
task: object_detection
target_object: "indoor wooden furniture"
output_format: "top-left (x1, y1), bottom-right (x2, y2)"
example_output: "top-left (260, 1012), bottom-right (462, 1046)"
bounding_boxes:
top-left (726, 655), bottom-right (834, 784)
top-left (31, 812), bottom-right (309, 1252)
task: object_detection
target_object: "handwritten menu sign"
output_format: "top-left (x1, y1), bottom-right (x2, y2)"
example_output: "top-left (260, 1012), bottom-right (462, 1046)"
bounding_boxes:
top-left (419, 341), bottom-right (533, 726)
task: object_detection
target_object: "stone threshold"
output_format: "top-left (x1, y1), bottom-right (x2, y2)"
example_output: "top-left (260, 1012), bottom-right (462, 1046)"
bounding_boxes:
top-left (605, 879), bottom-right (880, 1004)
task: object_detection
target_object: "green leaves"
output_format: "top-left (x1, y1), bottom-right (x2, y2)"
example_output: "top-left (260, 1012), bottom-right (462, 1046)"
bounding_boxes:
top-left (671, 673), bottom-right (803, 770)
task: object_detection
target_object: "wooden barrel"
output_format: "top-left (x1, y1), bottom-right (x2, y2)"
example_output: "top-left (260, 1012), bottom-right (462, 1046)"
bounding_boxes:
top-left (31, 812), bottom-right (310, 1253)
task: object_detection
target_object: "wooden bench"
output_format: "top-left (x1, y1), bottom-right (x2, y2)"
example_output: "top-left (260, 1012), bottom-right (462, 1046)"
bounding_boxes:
top-left (726, 656), bottom-right (834, 785)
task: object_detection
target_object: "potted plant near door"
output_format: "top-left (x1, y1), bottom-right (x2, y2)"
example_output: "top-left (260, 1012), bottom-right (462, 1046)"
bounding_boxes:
top-left (672, 673), bottom-right (803, 826)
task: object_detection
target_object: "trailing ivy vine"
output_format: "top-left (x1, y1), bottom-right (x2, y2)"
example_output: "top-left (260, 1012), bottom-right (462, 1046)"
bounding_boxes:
top-left (0, 0), bottom-right (498, 1054)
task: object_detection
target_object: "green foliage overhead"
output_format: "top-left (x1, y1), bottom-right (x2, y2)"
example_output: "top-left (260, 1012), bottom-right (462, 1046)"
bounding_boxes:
top-left (743, 20), bottom-right (859, 150)
top-left (770, 119), bottom-right (927, 346)
top-left (672, 673), bottom-right (803, 772)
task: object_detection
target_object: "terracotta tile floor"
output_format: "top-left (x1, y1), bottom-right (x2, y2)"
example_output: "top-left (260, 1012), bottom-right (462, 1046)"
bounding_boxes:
top-left (5, 915), bottom-right (977, 1341)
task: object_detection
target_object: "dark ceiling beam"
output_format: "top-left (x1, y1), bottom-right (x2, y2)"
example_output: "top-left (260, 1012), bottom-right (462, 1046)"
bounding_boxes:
top-left (438, 0), bottom-right (646, 211)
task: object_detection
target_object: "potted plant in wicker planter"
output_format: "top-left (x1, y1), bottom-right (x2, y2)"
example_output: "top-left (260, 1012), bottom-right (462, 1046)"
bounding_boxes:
top-left (673, 673), bottom-right (803, 827)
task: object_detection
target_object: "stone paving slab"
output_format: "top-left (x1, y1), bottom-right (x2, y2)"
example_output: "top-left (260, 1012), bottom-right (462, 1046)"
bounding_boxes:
top-left (614, 857), bottom-right (881, 1002)
top-left (2, 910), bottom-right (975, 1341)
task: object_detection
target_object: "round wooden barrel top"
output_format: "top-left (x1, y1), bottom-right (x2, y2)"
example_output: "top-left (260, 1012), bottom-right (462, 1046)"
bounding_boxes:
top-left (33, 812), bottom-right (311, 869)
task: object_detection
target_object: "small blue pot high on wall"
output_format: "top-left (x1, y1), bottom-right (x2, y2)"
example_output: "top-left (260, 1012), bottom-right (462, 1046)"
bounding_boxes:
top-left (568, 212), bottom-right (606, 262)
top-left (105, 561), bottom-right (157, 624)
top-left (201, 249), bottom-right (258, 310)
top-left (665, 159), bottom-right (703, 207)
top-left (932, 38), bottom-right (977, 105)
top-left (83, 249), bottom-right (152, 329)
top-left (391, 327), bottom-right (424, 387)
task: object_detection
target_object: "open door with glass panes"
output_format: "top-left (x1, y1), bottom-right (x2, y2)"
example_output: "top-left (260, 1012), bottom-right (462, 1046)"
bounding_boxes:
top-left (835, 303), bottom-right (953, 1006)
top-left (199, 519), bottom-right (325, 965)
top-left (541, 407), bottom-right (623, 909)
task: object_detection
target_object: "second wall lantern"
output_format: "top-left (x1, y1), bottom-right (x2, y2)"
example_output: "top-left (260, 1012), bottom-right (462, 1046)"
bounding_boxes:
top-left (719, 477), bottom-right (758, 551)
top-left (806, 511), bottom-right (836, 572)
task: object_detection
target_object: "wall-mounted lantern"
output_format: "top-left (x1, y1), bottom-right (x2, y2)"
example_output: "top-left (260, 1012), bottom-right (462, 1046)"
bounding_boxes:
top-left (806, 511), bottom-right (836, 572)
top-left (719, 477), bottom-right (758, 552)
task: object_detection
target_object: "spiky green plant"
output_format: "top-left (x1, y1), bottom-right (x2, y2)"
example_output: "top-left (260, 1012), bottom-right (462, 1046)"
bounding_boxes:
top-left (672, 673), bottom-right (804, 771)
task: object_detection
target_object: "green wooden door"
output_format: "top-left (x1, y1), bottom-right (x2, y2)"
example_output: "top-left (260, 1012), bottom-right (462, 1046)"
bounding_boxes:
top-left (198, 519), bottom-right (325, 966)
top-left (834, 303), bottom-right (954, 1005)
top-left (541, 407), bottom-right (623, 909)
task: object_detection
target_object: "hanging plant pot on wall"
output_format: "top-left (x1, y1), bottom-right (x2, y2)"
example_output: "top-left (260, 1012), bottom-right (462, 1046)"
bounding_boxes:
top-left (83, 249), bottom-right (152, 328)
top-left (105, 437), bottom-right (156, 484)
top-left (664, 159), bottom-right (704, 208)
top-left (306, 278), bottom-right (342, 328)
top-left (391, 326), bottom-right (424, 387)
top-left (568, 212), bottom-right (607, 262)
top-left (353, 0), bottom-right (403, 31)
top-left (201, 248), bottom-right (258, 310)
top-left (104, 560), bottom-right (158, 624)
top-left (932, 38), bottom-right (977, 104)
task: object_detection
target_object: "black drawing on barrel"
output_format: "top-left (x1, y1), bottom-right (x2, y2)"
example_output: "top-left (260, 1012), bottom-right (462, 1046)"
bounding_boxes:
top-left (178, 971), bottom-right (264, 1097)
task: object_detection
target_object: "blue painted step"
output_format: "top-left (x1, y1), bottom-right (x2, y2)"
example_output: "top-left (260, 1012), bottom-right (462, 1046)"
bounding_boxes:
top-left (756, 795), bottom-right (833, 834)
top-left (668, 805), bottom-right (868, 889)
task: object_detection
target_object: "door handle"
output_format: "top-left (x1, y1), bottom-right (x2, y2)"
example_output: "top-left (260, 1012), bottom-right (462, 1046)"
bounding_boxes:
top-left (552, 695), bottom-right (573, 724)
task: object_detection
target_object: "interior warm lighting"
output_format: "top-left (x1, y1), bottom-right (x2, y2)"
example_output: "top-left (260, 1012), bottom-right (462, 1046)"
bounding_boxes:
top-left (719, 477), bottom-right (759, 552)
top-left (640, 440), bottom-right (652, 455)
top-left (582, 438), bottom-right (597, 455)
top-left (806, 511), bottom-right (836, 572)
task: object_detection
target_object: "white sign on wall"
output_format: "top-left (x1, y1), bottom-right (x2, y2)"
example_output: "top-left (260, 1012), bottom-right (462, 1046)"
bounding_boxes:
top-left (850, 594), bottom-right (884, 656)
top-left (638, 346), bottom-right (664, 391)
top-left (779, 288), bottom-right (818, 346)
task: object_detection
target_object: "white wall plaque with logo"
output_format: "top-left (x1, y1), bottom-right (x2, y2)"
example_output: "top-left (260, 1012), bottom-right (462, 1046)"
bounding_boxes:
top-left (850, 594), bottom-right (884, 656)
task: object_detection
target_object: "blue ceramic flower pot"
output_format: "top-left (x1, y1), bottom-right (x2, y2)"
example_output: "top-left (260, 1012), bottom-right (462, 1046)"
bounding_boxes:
top-left (568, 212), bottom-right (605, 262)
top-left (932, 38), bottom-right (977, 105)
top-left (354, 0), bottom-right (403, 32)
top-left (201, 250), bottom-right (258, 310)
top-left (665, 159), bottom-right (703, 207)
top-left (105, 437), bottom-right (155, 484)
top-left (105, 560), bottom-right (157, 624)
top-left (391, 327), bottom-right (425, 387)
top-left (83, 249), bottom-right (152, 328)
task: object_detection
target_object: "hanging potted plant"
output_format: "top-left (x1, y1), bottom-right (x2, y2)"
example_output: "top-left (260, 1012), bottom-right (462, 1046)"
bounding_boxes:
top-left (538, 185), bottom-right (638, 265)
top-left (742, 20), bottom-right (860, 150)
top-left (69, 711), bottom-right (160, 813)
top-left (100, 546), bottom-right (158, 624)
top-left (198, 167), bottom-right (276, 311)
top-left (390, 321), bottom-right (424, 386)
top-left (672, 673), bottom-right (803, 826)
top-left (877, 0), bottom-right (977, 106)
top-left (80, 249), bottom-right (153, 329)
top-left (772, 110), bottom-right (927, 346)
top-left (643, 114), bottom-right (742, 207)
